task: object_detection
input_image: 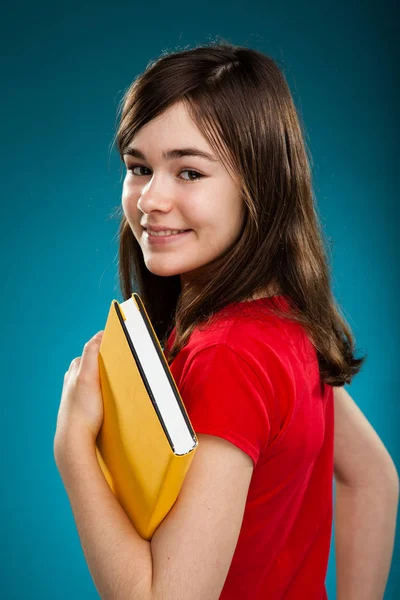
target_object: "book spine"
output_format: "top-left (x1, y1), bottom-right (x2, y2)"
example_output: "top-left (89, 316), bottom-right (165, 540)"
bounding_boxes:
top-left (145, 449), bottom-right (197, 540)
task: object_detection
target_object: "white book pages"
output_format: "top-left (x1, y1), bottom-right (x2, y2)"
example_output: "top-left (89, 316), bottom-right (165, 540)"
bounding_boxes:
top-left (121, 298), bottom-right (196, 456)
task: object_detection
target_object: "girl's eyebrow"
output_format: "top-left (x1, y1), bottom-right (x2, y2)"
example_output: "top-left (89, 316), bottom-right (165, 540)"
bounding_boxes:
top-left (122, 146), bottom-right (218, 163)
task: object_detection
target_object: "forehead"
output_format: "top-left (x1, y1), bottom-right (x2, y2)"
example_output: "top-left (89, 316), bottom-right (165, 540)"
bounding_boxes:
top-left (134, 101), bottom-right (204, 144)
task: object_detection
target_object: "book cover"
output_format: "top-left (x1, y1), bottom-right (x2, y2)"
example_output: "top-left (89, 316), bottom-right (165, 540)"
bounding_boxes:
top-left (95, 294), bottom-right (198, 540)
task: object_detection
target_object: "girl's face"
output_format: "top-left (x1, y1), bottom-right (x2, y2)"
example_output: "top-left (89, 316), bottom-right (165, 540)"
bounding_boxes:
top-left (121, 101), bottom-right (245, 286)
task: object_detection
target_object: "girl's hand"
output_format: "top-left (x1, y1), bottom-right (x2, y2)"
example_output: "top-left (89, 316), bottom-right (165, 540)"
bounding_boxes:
top-left (54, 331), bottom-right (105, 456)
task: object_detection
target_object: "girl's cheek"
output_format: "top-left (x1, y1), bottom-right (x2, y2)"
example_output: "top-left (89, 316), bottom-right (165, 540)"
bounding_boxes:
top-left (121, 189), bottom-right (136, 214)
top-left (121, 198), bottom-right (137, 227)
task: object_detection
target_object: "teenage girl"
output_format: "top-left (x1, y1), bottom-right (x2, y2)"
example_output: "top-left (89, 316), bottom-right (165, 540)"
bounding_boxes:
top-left (54, 42), bottom-right (399, 600)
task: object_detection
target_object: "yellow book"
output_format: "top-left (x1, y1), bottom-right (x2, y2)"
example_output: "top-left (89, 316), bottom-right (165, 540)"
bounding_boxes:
top-left (95, 293), bottom-right (198, 540)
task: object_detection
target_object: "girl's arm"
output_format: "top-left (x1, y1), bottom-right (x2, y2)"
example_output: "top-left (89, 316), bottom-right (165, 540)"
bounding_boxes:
top-left (55, 334), bottom-right (255, 600)
top-left (55, 430), bottom-right (254, 600)
top-left (333, 386), bottom-right (399, 600)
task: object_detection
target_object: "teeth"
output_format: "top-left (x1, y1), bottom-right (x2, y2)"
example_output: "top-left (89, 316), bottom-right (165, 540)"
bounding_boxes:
top-left (147, 229), bottom-right (186, 237)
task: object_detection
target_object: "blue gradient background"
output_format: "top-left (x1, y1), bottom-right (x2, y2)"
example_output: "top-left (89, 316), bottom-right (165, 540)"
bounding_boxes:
top-left (1, 1), bottom-right (398, 598)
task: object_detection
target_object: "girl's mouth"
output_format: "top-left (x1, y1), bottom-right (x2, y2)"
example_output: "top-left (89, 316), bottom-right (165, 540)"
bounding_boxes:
top-left (144, 229), bottom-right (193, 245)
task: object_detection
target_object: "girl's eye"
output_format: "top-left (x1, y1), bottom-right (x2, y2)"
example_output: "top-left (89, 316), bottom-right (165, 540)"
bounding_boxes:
top-left (127, 165), bottom-right (203, 182)
top-left (128, 165), bottom-right (151, 177)
top-left (180, 169), bottom-right (203, 182)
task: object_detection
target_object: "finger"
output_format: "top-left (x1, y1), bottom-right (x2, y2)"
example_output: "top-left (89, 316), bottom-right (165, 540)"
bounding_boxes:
top-left (77, 332), bottom-right (103, 381)
top-left (70, 357), bottom-right (81, 368)
top-left (64, 356), bottom-right (81, 379)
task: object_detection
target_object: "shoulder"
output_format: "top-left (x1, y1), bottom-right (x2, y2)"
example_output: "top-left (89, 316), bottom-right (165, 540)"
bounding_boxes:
top-left (169, 299), bottom-right (305, 396)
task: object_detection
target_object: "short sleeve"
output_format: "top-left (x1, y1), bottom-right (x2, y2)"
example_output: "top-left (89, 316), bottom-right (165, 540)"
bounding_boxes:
top-left (179, 344), bottom-right (271, 467)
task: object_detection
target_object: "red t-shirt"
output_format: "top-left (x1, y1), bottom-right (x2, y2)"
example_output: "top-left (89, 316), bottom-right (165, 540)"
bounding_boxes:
top-left (164, 295), bottom-right (334, 600)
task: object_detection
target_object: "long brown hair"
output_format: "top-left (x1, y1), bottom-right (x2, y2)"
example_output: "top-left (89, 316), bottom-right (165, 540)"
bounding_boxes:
top-left (112, 41), bottom-right (365, 387)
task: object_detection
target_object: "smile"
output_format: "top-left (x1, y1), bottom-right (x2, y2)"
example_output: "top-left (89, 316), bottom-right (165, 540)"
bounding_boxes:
top-left (144, 229), bottom-right (193, 245)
